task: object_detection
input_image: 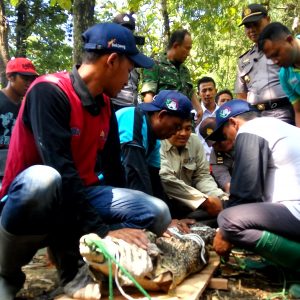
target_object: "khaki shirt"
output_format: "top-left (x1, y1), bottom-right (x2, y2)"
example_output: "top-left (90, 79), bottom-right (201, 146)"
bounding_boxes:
top-left (234, 44), bottom-right (287, 104)
top-left (160, 134), bottom-right (226, 210)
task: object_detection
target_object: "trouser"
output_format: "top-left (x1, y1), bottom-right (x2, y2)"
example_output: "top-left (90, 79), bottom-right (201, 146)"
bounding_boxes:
top-left (260, 104), bottom-right (295, 125)
top-left (218, 202), bottom-right (300, 248)
top-left (164, 197), bottom-right (218, 228)
top-left (0, 165), bottom-right (171, 294)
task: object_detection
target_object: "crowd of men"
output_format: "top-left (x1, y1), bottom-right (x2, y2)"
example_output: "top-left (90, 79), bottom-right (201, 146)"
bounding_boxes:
top-left (0, 3), bottom-right (300, 299)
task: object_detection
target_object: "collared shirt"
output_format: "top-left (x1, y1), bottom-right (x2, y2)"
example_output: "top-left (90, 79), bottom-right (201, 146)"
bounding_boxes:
top-left (280, 66), bottom-right (300, 105)
top-left (228, 117), bottom-right (300, 221)
top-left (210, 150), bottom-right (234, 191)
top-left (160, 134), bottom-right (226, 210)
top-left (141, 53), bottom-right (194, 99)
top-left (195, 102), bottom-right (219, 161)
top-left (200, 102), bottom-right (219, 121)
top-left (234, 44), bottom-right (287, 104)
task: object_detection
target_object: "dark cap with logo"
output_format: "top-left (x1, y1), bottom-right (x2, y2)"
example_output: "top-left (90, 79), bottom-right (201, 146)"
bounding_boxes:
top-left (206, 99), bottom-right (257, 141)
top-left (199, 117), bottom-right (217, 146)
top-left (113, 13), bottom-right (136, 31)
top-left (239, 4), bottom-right (268, 27)
top-left (199, 117), bottom-right (217, 139)
top-left (82, 23), bottom-right (153, 68)
top-left (139, 90), bottom-right (193, 119)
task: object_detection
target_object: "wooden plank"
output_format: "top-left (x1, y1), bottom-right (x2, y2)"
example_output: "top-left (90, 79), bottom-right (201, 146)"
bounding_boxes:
top-left (208, 278), bottom-right (228, 290)
top-left (56, 252), bottom-right (220, 300)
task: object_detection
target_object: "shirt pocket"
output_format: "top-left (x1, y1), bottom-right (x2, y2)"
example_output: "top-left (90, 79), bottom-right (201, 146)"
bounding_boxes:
top-left (183, 162), bottom-right (197, 173)
top-left (182, 162), bottom-right (197, 181)
top-left (160, 66), bottom-right (179, 90)
top-left (239, 60), bottom-right (254, 78)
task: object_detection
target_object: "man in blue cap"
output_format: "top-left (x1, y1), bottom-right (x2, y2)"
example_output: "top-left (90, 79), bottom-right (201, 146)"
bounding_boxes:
top-left (206, 100), bottom-right (300, 282)
top-left (116, 90), bottom-right (193, 200)
top-left (0, 23), bottom-right (171, 299)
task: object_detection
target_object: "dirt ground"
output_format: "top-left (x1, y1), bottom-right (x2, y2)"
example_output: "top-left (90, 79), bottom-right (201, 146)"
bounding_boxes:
top-left (16, 248), bottom-right (296, 300)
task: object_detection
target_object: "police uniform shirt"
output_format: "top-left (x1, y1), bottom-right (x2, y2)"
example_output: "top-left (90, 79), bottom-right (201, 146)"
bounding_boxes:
top-left (210, 150), bottom-right (233, 191)
top-left (234, 44), bottom-right (287, 105)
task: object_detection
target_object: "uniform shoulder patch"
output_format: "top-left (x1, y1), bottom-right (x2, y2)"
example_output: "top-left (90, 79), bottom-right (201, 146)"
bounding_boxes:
top-left (216, 152), bottom-right (224, 164)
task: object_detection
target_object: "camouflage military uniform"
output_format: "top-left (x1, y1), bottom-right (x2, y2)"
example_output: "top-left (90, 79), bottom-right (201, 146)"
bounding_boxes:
top-left (235, 44), bottom-right (295, 124)
top-left (141, 53), bottom-right (194, 100)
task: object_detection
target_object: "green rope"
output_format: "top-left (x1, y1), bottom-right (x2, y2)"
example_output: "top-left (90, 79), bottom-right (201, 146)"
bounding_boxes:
top-left (108, 257), bottom-right (113, 300)
top-left (85, 237), bottom-right (152, 300)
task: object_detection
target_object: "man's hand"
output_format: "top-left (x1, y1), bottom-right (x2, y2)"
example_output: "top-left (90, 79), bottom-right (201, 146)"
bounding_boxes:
top-left (163, 218), bottom-right (196, 237)
top-left (213, 230), bottom-right (233, 257)
top-left (200, 196), bottom-right (223, 216)
top-left (191, 93), bottom-right (203, 126)
top-left (194, 110), bottom-right (203, 126)
top-left (107, 228), bottom-right (149, 250)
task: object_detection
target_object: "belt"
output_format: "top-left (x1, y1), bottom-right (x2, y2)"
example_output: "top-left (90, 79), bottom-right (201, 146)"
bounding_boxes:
top-left (251, 97), bottom-right (291, 111)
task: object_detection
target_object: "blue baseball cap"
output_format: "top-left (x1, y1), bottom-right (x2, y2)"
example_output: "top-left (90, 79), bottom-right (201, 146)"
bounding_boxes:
top-left (139, 90), bottom-right (193, 119)
top-left (206, 99), bottom-right (257, 141)
top-left (82, 23), bottom-right (153, 68)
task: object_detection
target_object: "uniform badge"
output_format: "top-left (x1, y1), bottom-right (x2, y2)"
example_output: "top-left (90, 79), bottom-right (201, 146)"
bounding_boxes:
top-left (257, 104), bottom-right (265, 111)
top-left (243, 8), bottom-right (252, 16)
top-left (242, 58), bottom-right (250, 65)
top-left (216, 154), bottom-right (224, 164)
top-left (206, 128), bottom-right (213, 136)
top-left (244, 75), bottom-right (251, 84)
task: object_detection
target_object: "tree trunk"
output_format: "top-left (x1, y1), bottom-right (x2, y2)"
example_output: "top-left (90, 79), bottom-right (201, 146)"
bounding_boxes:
top-left (160, 0), bottom-right (170, 49)
top-left (72, 0), bottom-right (95, 65)
top-left (15, 0), bottom-right (29, 57)
top-left (0, 0), bottom-right (9, 87)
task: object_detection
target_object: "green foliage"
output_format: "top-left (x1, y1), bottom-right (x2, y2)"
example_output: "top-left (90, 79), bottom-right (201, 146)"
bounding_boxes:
top-left (122, 0), bottom-right (300, 92)
top-left (6, 0), bottom-right (300, 91)
top-left (50, 0), bottom-right (72, 11)
top-left (9, 0), bottom-right (20, 6)
top-left (5, 0), bottom-right (72, 74)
